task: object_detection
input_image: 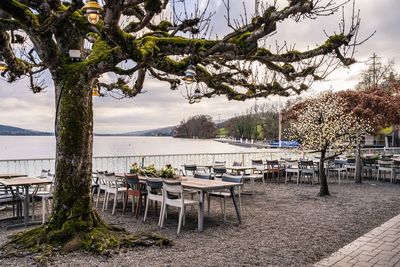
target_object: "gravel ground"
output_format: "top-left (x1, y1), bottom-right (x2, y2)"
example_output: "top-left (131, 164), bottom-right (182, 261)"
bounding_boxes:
top-left (1, 179), bottom-right (400, 266)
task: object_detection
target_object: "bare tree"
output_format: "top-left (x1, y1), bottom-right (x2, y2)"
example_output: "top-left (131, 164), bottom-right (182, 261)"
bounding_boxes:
top-left (0, 0), bottom-right (367, 253)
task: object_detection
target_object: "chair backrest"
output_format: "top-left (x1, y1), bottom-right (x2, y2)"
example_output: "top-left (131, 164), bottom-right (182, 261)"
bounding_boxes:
top-left (233, 161), bottom-right (243, 167)
top-left (347, 158), bottom-right (356, 164)
top-left (214, 161), bottom-right (226, 166)
top-left (378, 160), bottom-right (393, 167)
top-left (221, 174), bottom-right (243, 184)
top-left (334, 159), bottom-right (348, 167)
top-left (146, 178), bottom-right (163, 191)
top-left (285, 160), bottom-right (299, 168)
top-left (194, 173), bottom-right (212, 180)
top-left (103, 172), bottom-right (117, 185)
top-left (39, 169), bottom-right (50, 179)
top-left (299, 160), bottom-right (314, 169)
top-left (46, 173), bottom-right (55, 193)
top-left (362, 157), bottom-right (377, 165)
top-left (184, 164), bottom-right (197, 171)
top-left (162, 179), bottom-right (183, 195)
top-left (280, 157), bottom-right (291, 161)
top-left (125, 173), bottom-right (140, 189)
top-left (266, 160), bottom-right (279, 168)
top-left (183, 164), bottom-right (197, 176)
top-left (393, 159), bottom-right (400, 167)
top-left (251, 159), bottom-right (263, 165)
top-left (213, 166), bottom-right (227, 175)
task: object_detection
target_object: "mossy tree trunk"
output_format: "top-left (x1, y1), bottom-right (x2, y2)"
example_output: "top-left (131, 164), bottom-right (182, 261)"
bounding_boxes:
top-left (355, 142), bottom-right (363, 184)
top-left (50, 73), bottom-right (100, 231)
top-left (319, 149), bottom-right (330, 196)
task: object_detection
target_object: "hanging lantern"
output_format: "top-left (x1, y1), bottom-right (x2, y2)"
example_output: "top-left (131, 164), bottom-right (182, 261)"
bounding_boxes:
top-left (0, 56), bottom-right (8, 72)
top-left (193, 88), bottom-right (202, 103)
top-left (183, 64), bottom-right (197, 84)
top-left (92, 85), bottom-right (101, 97)
top-left (82, 0), bottom-right (103, 25)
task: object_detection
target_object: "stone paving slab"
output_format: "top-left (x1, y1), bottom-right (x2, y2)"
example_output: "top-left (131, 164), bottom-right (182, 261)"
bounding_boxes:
top-left (315, 214), bottom-right (400, 267)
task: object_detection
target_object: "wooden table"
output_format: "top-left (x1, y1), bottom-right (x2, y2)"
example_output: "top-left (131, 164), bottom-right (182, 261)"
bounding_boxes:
top-left (0, 177), bottom-right (52, 227)
top-left (226, 166), bottom-right (255, 174)
top-left (0, 173), bottom-right (28, 179)
top-left (117, 174), bottom-right (242, 231)
top-left (180, 177), bottom-right (242, 231)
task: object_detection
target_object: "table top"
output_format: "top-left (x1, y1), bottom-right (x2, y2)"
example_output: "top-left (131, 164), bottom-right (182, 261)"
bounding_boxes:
top-left (226, 166), bottom-right (255, 171)
top-left (116, 173), bottom-right (239, 190)
top-left (180, 177), bottom-right (240, 190)
top-left (0, 177), bottom-right (52, 187)
top-left (0, 173), bottom-right (28, 179)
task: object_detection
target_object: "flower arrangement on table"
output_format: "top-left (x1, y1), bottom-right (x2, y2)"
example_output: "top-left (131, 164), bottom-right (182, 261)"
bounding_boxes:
top-left (130, 163), bottom-right (180, 179)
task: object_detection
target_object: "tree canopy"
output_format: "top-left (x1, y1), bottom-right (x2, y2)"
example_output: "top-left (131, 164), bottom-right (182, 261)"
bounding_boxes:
top-left (0, 0), bottom-right (367, 255)
top-left (0, 0), bottom-right (364, 100)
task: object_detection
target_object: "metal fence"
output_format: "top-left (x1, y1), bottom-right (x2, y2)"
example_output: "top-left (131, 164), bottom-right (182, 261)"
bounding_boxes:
top-left (1, 148), bottom-right (398, 177)
top-left (0, 150), bottom-right (303, 176)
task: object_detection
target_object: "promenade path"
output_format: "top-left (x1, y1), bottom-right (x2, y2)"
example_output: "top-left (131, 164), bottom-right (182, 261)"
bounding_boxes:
top-left (315, 213), bottom-right (400, 267)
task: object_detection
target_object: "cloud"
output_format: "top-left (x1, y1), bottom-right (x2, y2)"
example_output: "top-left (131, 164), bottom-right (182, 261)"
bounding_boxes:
top-left (1, 0), bottom-right (399, 133)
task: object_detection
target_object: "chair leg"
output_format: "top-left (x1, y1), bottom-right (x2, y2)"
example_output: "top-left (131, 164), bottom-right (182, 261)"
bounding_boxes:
top-left (42, 198), bottom-right (46, 224)
top-left (135, 194), bottom-right (142, 218)
top-left (102, 192), bottom-right (108, 211)
top-left (223, 198), bottom-right (226, 222)
top-left (160, 202), bottom-right (166, 228)
top-left (177, 207), bottom-right (183, 235)
top-left (143, 197), bottom-right (150, 222)
top-left (183, 205), bottom-right (186, 226)
top-left (112, 194), bottom-right (117, 215)
top-left (95, 189), bottom-right (101, 208)
top-left (207, 194), bottom-right (211, 215)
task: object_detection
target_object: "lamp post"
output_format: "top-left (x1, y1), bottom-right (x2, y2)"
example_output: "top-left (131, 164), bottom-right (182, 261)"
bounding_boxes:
top-left (183, 64), bottom-right (197, 84)
top-left (193, 87), bottom-right (202, 103)
top-left (0, 55), bottom-right (8, 72)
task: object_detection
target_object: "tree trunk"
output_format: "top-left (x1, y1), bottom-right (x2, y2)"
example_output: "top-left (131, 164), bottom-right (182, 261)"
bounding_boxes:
top-left (51, 74), bottom-right (96, 229)
top-left (319, 149), bottom-right (330, 196)
top-left (355, 142), bottom-right (363, 184)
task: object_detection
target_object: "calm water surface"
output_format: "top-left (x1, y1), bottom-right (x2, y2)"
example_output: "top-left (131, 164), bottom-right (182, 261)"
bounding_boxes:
top-left (0, 136), bottom-right (259, 160)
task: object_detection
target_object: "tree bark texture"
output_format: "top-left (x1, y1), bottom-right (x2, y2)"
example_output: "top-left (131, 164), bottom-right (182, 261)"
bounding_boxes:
top-left (319, 149), bottom-right (330, 196)
top-left (51, 74), bottom-right (95, 229)
top-left (355, 142), bottom-right (363, 183)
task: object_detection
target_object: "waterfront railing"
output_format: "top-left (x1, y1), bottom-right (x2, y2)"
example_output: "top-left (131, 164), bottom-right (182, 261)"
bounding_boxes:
top-left (1, 148), bottom-right (399, 177)
top-left (0, 150), bottom-right (301, 177)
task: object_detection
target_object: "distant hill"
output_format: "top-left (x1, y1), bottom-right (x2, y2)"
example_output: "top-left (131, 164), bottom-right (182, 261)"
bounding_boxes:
top-left (119, 126), bottom-right (174, 136)
top-left (0, 124), bottom-right (53, 136)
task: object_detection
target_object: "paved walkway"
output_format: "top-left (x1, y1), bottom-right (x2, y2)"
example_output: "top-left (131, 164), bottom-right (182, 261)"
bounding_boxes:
top-left (315, 214), bottom-right (400, 267)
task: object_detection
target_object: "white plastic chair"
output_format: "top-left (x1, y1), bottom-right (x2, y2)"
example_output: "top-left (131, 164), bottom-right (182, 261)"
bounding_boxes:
top-left (95, 171), bottom-right (107, 208)
top-left (102, 173), bottom-right (127, 215)
top-left (160, 179), bottom-right (198, 235)
top-left (208, 174), bottom-right (243, 222)
top-left (143, 178), bottom-right (164, 226)
top-left (32, 173), bottom-right (55, 224)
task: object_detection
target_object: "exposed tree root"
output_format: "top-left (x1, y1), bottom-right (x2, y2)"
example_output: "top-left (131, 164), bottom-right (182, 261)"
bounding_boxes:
top-left (0, 210), bottom-right (170, 263)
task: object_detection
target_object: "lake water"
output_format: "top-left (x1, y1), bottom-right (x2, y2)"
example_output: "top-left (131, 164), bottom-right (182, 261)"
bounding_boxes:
top-left (0, 136), bottom-right (260, 160)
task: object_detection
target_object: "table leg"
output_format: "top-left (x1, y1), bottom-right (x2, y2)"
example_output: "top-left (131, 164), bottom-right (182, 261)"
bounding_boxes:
top-left (197, 190), bottom-right (205, 232)
top-left (24, 185), bottom-right (29, 226)
top-left (230, 187), bottom-right (242, 224)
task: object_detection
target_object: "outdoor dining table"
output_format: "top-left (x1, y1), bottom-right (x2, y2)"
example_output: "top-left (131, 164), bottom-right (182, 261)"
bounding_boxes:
top-left (0, 173), bottom-right (28, 179)
top-left (180, 177), bottom-right (242, 231)
top-left (115, 174), bottom-right (242, 231)
top-left (0, 177), bottom-right (52, 227)
top-left (226, 165), bottom-right (255, 175)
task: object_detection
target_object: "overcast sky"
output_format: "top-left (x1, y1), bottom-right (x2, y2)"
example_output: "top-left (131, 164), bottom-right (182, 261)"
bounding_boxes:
top-left (0, 0), bottom-right (399, 134)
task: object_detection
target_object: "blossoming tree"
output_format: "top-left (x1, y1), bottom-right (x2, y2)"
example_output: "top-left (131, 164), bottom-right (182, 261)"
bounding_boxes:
top-left (286, 91), bottom-right (371, 196)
